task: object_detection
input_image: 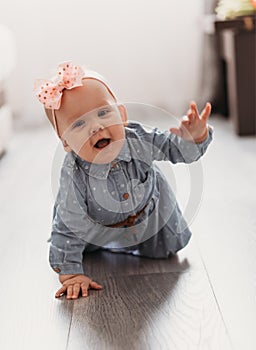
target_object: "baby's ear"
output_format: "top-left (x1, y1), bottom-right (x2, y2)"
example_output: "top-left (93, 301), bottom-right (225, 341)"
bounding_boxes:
top-left (61, 139), bottom-right (72, 153)
top-left (118, 104), bottom-right (128, 126)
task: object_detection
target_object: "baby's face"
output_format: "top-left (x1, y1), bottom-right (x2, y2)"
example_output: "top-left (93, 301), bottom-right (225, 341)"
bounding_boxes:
top-left (55, 79), bottom-right (127, 164)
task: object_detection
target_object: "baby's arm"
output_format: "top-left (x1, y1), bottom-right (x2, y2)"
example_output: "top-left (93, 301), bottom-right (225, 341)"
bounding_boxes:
top-left (148, 101), bottom-right (214, 164)
top-left (169, 102), bottom-right (211, 144)
top-left (49, 157), bottom-right (135, 298)
top-left (48, 163), bottom-right (104, 300)
top-left (49, 218), bottom-right (103, 299)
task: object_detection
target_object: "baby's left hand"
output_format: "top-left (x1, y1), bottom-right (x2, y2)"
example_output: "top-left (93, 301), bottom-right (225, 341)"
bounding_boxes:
top-left (170, 101), bottom-right (211, 143)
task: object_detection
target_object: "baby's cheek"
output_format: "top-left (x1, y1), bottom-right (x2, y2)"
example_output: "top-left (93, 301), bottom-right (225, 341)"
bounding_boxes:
top-left (108, 124), bottom-right (125, 139)
top-left (69, 135), bottom-right (90, 153)
top-left (77, 144), bottom-right (93, 162)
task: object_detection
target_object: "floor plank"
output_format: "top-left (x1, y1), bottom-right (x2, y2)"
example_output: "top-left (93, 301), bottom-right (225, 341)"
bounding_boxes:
top-left (68, 271), bottom-right (231, 350)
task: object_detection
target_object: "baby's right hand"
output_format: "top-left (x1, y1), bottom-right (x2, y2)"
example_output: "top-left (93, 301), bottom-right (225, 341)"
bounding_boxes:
top-left (55, 274), bottom-right (103, 300)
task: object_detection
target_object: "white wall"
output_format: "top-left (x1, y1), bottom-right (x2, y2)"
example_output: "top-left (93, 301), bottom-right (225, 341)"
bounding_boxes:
top-left (0, 0), bottom-right (204, 124)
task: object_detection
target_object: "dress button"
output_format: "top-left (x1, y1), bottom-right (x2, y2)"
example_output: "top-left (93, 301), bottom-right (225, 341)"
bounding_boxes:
top-left (111, 162), bottom-right (118, 168)
top-left (53, 267), bottom-right (61, 273)
top-left (123, 193), bottom-right (129, 200)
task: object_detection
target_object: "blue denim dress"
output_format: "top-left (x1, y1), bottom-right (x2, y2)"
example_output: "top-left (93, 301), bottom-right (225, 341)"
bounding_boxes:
top-left (48, 121), bottom-right (214, 274)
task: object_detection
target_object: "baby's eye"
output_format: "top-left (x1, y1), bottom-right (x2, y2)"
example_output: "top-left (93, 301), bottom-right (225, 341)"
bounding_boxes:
top-left (98, 108), bottom-right (110, 117)
top-left (72, 119), bottom-right (85, 129)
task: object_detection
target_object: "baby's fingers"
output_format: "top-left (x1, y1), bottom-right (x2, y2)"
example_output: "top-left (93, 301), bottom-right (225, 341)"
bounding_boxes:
top-left (55, 285), bottom-right (67, 298)
top-left (66, 285), bottom-right (74, 299)
top-left (190, 101), bottom-right (200, 119)
top-left (200, 102), bottom-right (211, 121)
top-left (89, 280), bottom-right (103, 290)
top-left (71, 283), bottom-right (81, 299)
top-left (81, 282), bottom-right (89, 297)
top-left (80, 280), bottom-right (103, 298)
top-left (169, 127), bottom-right (183, 137)
top-left (187, 110), bottom-right (195, 123)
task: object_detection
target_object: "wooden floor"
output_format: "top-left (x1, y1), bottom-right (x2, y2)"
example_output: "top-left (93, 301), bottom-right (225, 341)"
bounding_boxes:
top-left (0, 114), bottom-right (255, 350)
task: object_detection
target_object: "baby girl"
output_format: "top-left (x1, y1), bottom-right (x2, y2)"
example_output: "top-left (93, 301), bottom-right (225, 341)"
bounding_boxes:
top-left (34, 61), bottom-right (213, 300)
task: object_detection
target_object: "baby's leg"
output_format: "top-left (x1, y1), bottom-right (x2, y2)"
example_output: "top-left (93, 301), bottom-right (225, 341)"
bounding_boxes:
top-left (82, 242), bottom-right (102, 254)
top-left (82, 242), bottom-right (136, 255)
top-left (101, 246), bottom-right (137, 254)
top-left (129, 224), bottom-right (192, 259)
top-left (129, 230), bottom-right (171, 258)
top-left (97, 229), bottom-right (172, 258)
top-left (93, 230), bottom-right (170, 258)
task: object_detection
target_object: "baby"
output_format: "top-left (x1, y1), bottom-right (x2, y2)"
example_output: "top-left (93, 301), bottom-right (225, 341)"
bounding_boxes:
top-left (34, 61), bottom-right (213, 300)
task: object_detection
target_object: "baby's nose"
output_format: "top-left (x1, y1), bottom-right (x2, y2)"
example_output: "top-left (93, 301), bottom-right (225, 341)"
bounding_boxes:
top-left (90, 123), bottom-right (104, 135)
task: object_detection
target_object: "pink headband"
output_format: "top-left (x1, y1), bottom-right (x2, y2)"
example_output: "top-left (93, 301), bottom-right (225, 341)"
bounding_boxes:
top-left (33, 61), bottom-right (85, 110)
top-left (33, 61), bottom-right (117, 110)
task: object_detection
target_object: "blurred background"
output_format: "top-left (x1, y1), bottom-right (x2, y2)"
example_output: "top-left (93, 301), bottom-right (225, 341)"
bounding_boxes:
top-left (0, 0), bottom-right (208, 125)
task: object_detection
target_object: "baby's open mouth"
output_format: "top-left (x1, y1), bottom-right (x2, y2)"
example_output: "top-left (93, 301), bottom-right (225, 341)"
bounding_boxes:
top-left (94, 138), bottom-right (111, 149)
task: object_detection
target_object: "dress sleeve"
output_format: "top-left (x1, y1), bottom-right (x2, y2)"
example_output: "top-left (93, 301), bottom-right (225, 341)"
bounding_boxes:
top-left (47, 164), bottom-right (90, 275)
top-left (47, 156), bottom-right (109, 275)
top-left (151, 124), bottom-right (214, 163)
top-left (47, 161), bottom-right (121, 275)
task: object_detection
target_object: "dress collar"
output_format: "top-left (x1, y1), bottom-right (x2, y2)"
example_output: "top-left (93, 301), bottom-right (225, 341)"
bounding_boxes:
top-left (72, 137), bottom-right (131, 179)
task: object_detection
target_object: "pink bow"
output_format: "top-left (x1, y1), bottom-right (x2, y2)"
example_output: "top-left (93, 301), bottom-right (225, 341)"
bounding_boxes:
top-left (33, 61), bottom-right (85, 109)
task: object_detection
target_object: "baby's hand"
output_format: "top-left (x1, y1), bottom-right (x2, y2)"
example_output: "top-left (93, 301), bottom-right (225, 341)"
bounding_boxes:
top-left (170, 101), bottom-right (211, 143)
top-left (55, 274), bottom-right (103, 300)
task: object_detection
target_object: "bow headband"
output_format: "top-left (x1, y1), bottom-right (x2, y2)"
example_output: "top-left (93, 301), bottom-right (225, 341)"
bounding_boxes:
top-left (33, 61), bottom-right (85, 110)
